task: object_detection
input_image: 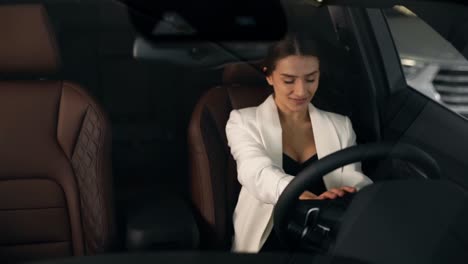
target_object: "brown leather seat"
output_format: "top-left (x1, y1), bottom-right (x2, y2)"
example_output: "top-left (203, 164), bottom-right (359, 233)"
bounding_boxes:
top-left (0, 5), bottom-right (115, 262)
top-left (188, 62), bottom-right (271, 250)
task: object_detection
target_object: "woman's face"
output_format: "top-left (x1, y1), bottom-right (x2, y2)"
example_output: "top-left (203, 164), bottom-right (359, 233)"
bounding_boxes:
top-left (266, 55), bottom-right (320, 113)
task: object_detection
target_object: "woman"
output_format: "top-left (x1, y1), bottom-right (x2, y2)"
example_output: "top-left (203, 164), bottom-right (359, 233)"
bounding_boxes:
top-left (226, 34), bottom-right (373, 253)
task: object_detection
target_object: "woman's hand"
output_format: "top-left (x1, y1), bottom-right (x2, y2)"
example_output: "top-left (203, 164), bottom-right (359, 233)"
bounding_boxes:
top-left (298, 186), bottom-right (356, 200)
top-left (318, 186), bottom-right (356, 200)
top-left (299, 191), bottom-right (320, 200)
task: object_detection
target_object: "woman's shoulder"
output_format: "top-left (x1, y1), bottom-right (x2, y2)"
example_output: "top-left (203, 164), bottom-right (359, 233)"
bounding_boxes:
top-left (226, 106), bottom-right (261, 139)
top-left (237, 106), bottom-right (258, 116)
top-left (230, 94), bottom-right (274, 121)
top-left (228, 106), bottom-right (258, 124)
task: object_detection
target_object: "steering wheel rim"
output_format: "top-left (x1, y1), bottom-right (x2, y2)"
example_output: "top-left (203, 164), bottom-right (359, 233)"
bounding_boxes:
top-left (273, 142), bottom-right (441, 247)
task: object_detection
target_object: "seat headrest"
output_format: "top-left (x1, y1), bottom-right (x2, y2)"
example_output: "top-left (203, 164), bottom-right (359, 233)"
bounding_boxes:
top-left (222, 62), bottom-right (268, 86)
top-left (0, 4), bottom-right (60, 74)
top-left (227, 85), bottom-right (271, 110)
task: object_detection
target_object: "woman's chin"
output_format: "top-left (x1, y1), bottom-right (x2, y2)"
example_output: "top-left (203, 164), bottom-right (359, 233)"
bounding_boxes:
top-left (288, 97), bottom-right (310, 107)
top-left (276, 97), bottom-right (310, 113)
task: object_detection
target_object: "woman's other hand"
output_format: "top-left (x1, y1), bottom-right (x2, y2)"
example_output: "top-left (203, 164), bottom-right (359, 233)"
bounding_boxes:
top-left (298, 186), bottom-right (356, 200)
top-left (318, 186), bottom-right (356, 200)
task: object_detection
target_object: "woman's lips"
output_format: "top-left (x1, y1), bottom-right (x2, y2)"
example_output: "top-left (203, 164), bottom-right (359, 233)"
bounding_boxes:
top-left (289, 98), bottom-right (308, 105)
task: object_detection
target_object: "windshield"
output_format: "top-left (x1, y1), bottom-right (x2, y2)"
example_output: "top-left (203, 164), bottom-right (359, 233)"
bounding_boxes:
top-left (1, 0), bottom-right (467, 263)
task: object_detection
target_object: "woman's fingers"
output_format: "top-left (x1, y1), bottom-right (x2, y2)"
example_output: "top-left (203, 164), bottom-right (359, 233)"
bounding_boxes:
top-left (328, 188), bottom-right (345, 197)
top-left (300, 187), bottom-right (357, 200)
top-left (340, 186), bottom-right (357, 193)
top-left (319, 191), bottom-right (338, 200)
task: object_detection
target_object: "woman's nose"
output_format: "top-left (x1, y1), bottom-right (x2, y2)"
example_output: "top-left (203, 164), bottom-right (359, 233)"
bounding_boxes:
top-left (294, 81), bottom-right (307, 97)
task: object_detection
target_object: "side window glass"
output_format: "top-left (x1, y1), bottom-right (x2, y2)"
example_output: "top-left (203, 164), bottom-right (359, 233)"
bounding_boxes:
top-left (385, 6), bottom-right (468, 118)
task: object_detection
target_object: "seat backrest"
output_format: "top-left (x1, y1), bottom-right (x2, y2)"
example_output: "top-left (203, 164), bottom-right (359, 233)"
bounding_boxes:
top-left (188, 62), bottom-right (270, 249)
top-left (0, 5), bottom-right (114, 262)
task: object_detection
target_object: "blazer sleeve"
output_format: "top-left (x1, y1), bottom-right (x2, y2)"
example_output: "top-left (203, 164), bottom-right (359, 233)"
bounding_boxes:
top-left (341, 116), bottom-right (374, 190)
top-left (226, 110), bottom-right (294, 204)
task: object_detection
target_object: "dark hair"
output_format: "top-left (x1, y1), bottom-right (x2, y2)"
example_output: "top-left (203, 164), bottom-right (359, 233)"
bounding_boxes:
top-left (262, 33), bottom-right (321, 76)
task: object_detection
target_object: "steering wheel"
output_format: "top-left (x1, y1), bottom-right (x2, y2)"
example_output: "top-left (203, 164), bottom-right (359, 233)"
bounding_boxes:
top-left (273, 142), bottom-right (441, 248)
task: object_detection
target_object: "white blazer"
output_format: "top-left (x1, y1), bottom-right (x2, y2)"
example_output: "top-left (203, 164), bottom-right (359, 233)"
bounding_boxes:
top-left (226, 95), bottom-right (373, 253)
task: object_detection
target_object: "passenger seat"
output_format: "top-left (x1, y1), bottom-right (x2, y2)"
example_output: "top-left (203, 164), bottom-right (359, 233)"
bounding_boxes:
top-left (0, 5), bottom-right (115, 262)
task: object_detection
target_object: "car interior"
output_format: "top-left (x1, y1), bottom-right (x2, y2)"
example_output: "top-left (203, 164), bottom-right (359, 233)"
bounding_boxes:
top-left (0, 0), bottom-right (468, 264)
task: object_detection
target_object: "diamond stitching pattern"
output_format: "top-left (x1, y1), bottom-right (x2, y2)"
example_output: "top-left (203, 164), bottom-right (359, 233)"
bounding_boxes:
top-left (71, 106), bottom-right (106, 254)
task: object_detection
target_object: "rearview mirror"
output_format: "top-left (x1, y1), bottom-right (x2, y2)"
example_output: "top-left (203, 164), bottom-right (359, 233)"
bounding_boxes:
top-left (120, 0), bottom-right (288, 42)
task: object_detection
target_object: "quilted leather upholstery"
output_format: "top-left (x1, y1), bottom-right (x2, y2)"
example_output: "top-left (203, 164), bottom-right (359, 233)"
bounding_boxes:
top-left (0, 5), bottom-right (115, 262)
top-left (72, 106), bottom-right (113, 254)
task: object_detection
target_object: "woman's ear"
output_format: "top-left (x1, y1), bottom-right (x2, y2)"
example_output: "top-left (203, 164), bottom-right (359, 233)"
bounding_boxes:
top-left (266, 75), bottom-right (273, 86)
top-left (263, 66), bottom-right (274, 86)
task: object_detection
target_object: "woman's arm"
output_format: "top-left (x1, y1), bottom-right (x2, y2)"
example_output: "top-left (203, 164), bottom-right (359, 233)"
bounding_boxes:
top-left (226, 110), bottom-right (294, 204)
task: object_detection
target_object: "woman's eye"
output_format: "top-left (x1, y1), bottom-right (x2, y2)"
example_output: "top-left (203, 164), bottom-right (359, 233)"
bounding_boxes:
top-left (283, 80), bottom-right (294, 84)
top-left (306, 79), bottom-right (316, 83)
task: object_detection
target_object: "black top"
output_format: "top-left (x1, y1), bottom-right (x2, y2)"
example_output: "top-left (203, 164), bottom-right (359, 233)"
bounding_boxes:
top-left (261, 153), bottom-right (326, 252)
top-left (282, 153), bottom-right (326, 195)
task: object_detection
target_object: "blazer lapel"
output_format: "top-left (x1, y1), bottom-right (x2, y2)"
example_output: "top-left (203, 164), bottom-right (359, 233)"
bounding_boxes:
top-left (256, 95), bottom-right (283, 167)
top-left (308, 104), bottom-right (341, 160)
top-left (309, 104), bottom-right (344, 189)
